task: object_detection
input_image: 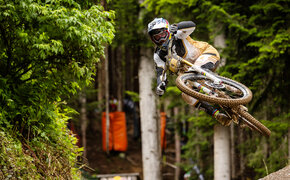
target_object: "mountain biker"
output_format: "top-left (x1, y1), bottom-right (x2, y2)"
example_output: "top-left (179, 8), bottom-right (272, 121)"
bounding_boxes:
top-left (147, 17), bottom-right (231, 126)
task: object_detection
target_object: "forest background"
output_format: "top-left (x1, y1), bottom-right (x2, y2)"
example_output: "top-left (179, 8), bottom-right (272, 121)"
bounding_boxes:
top-left (0, 0), bottom-right (289, 179)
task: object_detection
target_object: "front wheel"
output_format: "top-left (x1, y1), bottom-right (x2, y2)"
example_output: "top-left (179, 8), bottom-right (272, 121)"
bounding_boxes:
top-left (176, 73), bottom-right (253, 106)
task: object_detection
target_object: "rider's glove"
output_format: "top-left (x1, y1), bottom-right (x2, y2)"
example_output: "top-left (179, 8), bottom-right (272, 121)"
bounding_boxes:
top-left (156, 81), bottom-right (166, 96)
top-left (169, 24), bottom-right (178, 34)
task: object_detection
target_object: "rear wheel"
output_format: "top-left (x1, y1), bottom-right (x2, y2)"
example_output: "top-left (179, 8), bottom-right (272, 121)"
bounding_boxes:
top-left (176, 73), bottom-right (252, 106)
top-left (238, 109), bottom-right (271, 137)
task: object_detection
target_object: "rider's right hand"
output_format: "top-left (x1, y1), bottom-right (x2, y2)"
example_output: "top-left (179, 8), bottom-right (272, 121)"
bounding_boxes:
top-left (156, 81), bottom-right (166, 96)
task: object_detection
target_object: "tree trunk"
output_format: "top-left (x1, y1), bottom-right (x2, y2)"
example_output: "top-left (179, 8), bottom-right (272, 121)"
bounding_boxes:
top-left (238, 130), bottom-right (245, 180)
top-left (80, 91), bottom-right (88, 163)
top-left (214, 30), bottom-right (226, 67)
top-left (214, 125), bottom-right (230, 180)
top-left (99, 0), bottom-right (110, 155)
top-left (213, 30), bottom-right (230, 180)
top-left (288, 127), bottom-right (290, 164)
top-left (105, 46), bottom-right (110, 154)
top-left (97, 54), bottom-right (106, 109)
top-left (139, 48), bottom-right (161, 180)
top-left (116, 46), bottom-right (123, 111)
top-left (174, 107), bottom-right (181, 180)
top-left (230, 124), bottom-right (236, 179)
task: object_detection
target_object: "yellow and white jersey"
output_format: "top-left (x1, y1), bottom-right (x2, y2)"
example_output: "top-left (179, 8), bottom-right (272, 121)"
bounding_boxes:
top-left (154, 22), bottom-right (220, 72)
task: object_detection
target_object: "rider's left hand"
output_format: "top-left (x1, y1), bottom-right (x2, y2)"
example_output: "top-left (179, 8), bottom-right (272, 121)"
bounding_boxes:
top-left (156, 81), bottom-right (166, 96)
top-left (170, 24), bottom-right (178, 34)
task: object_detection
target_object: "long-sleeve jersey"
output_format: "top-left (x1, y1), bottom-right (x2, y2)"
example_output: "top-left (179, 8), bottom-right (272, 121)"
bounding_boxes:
top-left (154, 21), bottom-right (220, 85)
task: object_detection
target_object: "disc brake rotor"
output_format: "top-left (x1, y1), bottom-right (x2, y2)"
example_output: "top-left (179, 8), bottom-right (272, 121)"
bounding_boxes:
top-left (205, 80), bottom-right (225, 89)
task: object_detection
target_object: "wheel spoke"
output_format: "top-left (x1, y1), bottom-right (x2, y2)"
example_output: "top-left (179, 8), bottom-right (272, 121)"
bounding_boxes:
top-left (176, 73), bottom-right (252, 106)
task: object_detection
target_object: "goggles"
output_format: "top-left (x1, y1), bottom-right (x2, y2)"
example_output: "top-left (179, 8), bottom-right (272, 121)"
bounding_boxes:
top-left (152, 29), bottom-right (169, 44)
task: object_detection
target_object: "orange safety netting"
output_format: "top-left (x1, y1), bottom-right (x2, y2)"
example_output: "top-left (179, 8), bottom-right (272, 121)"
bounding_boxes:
top-left (102, 112), bottom-right (128, 152)
top-left (160, 112), bottom-right (167, 150)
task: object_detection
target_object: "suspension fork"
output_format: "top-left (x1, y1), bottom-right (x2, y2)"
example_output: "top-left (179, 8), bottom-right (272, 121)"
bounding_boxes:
top-left (191, 81), bottom-right (218, 96)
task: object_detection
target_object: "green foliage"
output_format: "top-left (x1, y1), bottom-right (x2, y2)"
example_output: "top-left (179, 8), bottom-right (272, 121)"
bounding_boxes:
top-left (0, 114), bottom-right (82, 179)
top-left (0, 0), bottom-right (115, 178)
top-left (109, 0), bottom-right (141, 47)
top-left (0, 131), bottom-right (39, 179)
top-left (125, 90), bottom-right (140, 102)
top-left (246, 130), bottom-right (288, 179)
top-left (182, 112), bottom-right (215, 179)
top-left (166, 86), bottom-right (182, 96)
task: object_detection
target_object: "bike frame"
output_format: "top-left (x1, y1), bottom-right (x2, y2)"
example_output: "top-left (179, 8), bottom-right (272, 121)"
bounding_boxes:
top-left (165, 37), bottom-right (223, 85)
top-left (180, 58), bottom-right (222, 85)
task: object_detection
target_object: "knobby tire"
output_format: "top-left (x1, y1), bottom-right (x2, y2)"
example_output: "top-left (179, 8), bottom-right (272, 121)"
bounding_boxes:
top-left (176, 73), bottom-right (253, 106)
top-left (238, 109), bottom-right (271, 136)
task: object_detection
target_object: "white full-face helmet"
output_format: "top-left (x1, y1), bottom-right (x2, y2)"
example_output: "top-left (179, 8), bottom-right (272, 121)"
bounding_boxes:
top-left (148, 18), bottom-right (170, 48)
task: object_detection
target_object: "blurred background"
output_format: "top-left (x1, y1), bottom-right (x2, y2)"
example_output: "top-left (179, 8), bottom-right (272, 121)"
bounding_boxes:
top-left (0, 0), bottom-right (289, 180)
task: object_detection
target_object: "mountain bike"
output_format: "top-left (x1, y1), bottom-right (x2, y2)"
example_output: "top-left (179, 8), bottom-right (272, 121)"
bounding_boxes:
top-left (163, 37), bottom-right (271, 137)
